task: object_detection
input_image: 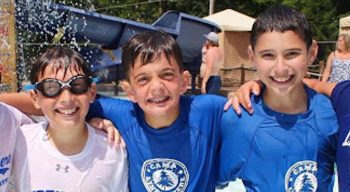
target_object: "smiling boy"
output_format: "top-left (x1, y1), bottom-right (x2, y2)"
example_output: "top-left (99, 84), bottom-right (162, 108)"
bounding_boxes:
top-left (88, 31), bottom-right (231, 191)
top-left (10, 47), bottom-right (128, 191)
top-left (217, 5), bottom-right (338, 191)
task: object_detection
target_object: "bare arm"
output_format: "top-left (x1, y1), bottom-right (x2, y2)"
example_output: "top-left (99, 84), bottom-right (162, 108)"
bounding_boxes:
top-left (0, 92), bottom-right (43, 115)
top-left (303, 78), bottom-right (336, 97)
top-left (201, 48), bottom-right (214, 94)
top-left (321, 52), bottom-right (334, 82)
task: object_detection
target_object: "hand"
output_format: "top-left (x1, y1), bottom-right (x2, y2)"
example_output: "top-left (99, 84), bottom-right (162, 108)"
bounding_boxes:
top-left (88, 117), bottom-right (125, 147)
top-left (303, 78), bottom-right (320, 89)
top-left (223, 80), bottom-right (262, 114)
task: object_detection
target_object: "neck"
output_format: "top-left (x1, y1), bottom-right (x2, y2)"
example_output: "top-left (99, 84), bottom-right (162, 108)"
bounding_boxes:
top-left (144, 109), bottom-right (179, 129)
top-left (338, 49), bottom-right (349, 54)
top-left (263, 85), bottom-right (307, 114)
top-left (46, 123), bottom-right (88, 155)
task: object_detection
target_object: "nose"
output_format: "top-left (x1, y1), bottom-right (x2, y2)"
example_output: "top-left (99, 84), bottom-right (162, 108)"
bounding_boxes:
top-left (274, 57), bottom-right (288, 75)
top-left (149, 77), bottom-right (165, 94)
top-left (58, 88), bottom-right (73, 104)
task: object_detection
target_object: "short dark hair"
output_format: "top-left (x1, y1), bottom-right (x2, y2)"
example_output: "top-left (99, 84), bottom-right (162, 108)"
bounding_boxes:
top-left (122, 31), bottom-right (183, 81)
top-left (251, 5), bottom-right (313, 50)
top-left (29, 47), bottom-right (92, 84)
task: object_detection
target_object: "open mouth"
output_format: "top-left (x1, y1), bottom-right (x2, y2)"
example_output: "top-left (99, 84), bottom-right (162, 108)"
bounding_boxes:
top-left (56, 107), bottom-right (79, 115)
top-left (147, 96), bottom-right (171, 104)
top-left (270, 75), bottom-right (294, 85)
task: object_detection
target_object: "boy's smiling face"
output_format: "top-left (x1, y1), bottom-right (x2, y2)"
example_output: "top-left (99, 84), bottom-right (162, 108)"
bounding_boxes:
top-left (123, 53), bottom-right (189, 128)
top-left (32, 63), bottom-right (96, 129)
top-left (249, 30), bottom-right (317, 96)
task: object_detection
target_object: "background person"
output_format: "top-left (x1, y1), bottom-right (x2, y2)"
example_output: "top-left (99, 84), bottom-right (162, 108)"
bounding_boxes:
top-left (201, 32), bottom-right (223, 95)
top-left (322, 33), bottom-right (350, 82)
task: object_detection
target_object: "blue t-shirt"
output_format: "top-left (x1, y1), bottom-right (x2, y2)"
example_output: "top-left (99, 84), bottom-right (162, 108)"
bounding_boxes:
top-left (88, 95), bottom-right (227, 192)
top-left (217, 86), bottom-right (338, 192)
top-left (331, 80), bottom-right (350, 192)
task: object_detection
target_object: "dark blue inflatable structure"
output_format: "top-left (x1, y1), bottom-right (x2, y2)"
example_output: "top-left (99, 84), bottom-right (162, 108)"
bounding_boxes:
top-left (16, 2), bottom-right (220, 93)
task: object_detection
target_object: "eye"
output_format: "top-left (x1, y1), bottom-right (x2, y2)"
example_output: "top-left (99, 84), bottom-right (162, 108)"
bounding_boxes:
top-left (261, 53), bottom-right (275, 60)
top-left (135, 76), bottom-right (149, 86)
top-left (285, 51), bottom-right (300, 59)
top-left (43, 82), bottom-right (60, 94)
top-left (161, 71), bottom-right (175, 80)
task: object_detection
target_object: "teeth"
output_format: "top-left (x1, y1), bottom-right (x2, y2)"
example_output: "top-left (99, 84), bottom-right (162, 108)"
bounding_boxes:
top-left (149, 96), bottom-right (168, 103)
top-left (274, 77), bottom-right (290, 82)
top-left (58, 108), bottom-right (76, 115)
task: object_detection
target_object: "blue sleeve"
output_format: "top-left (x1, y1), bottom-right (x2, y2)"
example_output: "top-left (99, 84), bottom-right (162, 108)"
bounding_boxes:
top-left (313, 94), bottom-right (338, 190)
top-left (87, 94), bottom-right (133, 133)
top-left (216, 108), bottom-right (262, 185)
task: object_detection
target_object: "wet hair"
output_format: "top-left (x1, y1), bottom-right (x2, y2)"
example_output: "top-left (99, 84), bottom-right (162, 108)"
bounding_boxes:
top-left (29, 47), bottom-right (92, 84)
top-left (250, 5), bottom-right (313, 50)
top-left (122, 31), bottom-right (183, 81)
top-left (338, 33), bottom-right (350, 50)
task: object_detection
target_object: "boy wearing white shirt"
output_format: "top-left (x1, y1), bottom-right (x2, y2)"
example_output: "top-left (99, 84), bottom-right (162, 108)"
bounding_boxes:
top-left (10, 47), bottom-right (128, 191)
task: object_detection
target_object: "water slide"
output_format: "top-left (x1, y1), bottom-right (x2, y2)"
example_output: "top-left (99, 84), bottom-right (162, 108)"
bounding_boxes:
top-left (16, 1), bottom-right (220, 93)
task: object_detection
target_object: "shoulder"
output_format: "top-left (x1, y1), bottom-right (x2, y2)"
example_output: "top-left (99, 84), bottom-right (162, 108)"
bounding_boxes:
top-left (327, 51), bottom-right (335, 59)
top-left (185, 94), bottom-right (226, 111)
top-left (307, 87), bottom-right (336, 118)
top-left (89, 95), bottom-right (134, 119)
top-left (19, 121), bottom-right (45, 135)
top-left (306, 87), bottom-right (338, 134)
top-left (16, 122), bottom-right (45, 148)
top-left (88, 124), bottom-right (127, 160)
top-left (94, 95), bottom-right (132, 108)
top-left (221, 95), bottom-right (266, 139)
top-left (0, 102), bottom-right (28, 122)
top-left (332, 80), bottom-right (350, 100)
top-left (221, 102), bottom-right (264, 137)
top-left (307, 87), bottom-right (333, 111)
top-left (0, 103), bottom-right (32, 126)
top-left (331, 80), bottom-right (350, 117)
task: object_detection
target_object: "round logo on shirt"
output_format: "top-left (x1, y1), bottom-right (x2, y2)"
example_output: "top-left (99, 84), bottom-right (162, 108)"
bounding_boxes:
top-left (285, 160), bottom-right (317, 192)
top-left (142, 158), bottom-right (189, 192)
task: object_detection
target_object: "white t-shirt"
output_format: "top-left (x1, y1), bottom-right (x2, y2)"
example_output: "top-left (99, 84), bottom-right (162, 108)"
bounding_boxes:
top-left (0, 102), bottom-right (32, 192)
top-left (11, 121), bottom-right (128, 192)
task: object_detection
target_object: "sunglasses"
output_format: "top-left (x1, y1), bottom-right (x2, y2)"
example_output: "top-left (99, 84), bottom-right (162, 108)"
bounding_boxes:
top-left (25, 75), bottom-right (98, 98)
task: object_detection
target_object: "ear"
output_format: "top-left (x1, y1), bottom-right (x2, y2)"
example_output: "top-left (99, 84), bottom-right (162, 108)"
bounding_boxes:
top-left (89, 84), bottom-right (97, 103)
top-left (247, 45), bottom-right (256, 67)
top-left (180, 70), bottom-right (190, 95)
top-left (120, 80), bottom-right (137, 103)
top-left (29, 90), bottom-right (41, 109)
top-left (308, 40), bottom-right (318, 65)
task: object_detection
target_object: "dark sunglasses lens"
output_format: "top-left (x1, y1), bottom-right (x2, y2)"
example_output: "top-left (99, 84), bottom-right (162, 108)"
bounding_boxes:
top-left (40, 80), bottom-right (61, 97)
top-left (70, 77), bottom-right (91, 94)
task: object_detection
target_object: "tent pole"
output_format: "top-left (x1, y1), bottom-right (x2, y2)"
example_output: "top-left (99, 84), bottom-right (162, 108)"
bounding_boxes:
top-left (209, 0), bottom-right (215, 15)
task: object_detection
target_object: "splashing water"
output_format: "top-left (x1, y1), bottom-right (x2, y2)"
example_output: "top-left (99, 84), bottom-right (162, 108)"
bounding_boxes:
top-left (15, 0), bottom-right (99, 87)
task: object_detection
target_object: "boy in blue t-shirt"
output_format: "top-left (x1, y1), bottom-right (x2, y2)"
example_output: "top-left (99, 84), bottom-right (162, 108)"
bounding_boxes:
top-left (217, 5), bottom-right (338, 191)
top-left (88, 31), bottom-right (229, 191)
